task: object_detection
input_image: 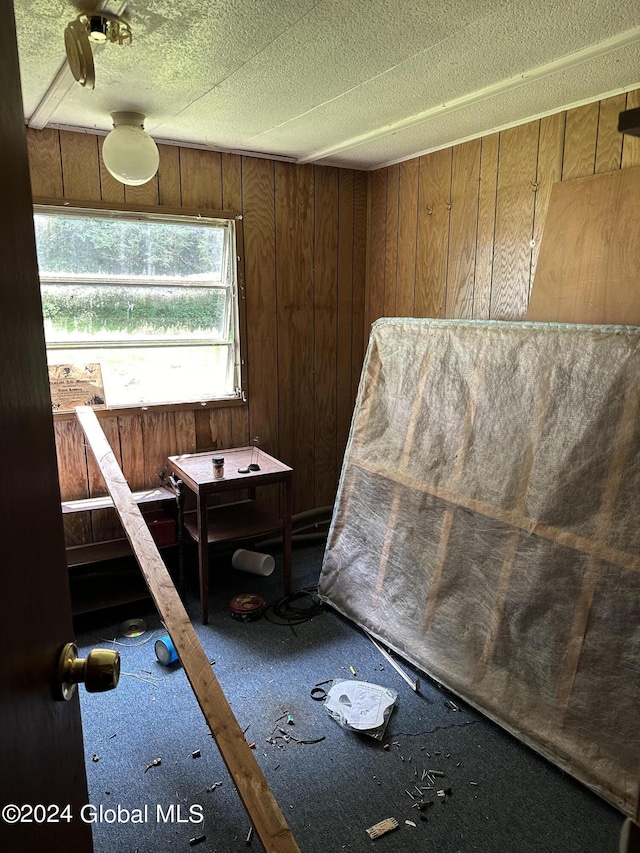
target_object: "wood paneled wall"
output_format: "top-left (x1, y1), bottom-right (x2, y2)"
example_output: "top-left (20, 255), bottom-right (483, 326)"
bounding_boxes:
top-left (26, 128), bottom-right (367, 538)
top-left (26, 87), bottom-right (639, 542)
top-left (365, 87), bottom-right (640, 329)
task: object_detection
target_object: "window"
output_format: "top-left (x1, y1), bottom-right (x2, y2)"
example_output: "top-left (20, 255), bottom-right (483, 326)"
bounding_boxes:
top-left (33, 204), bottom-right (241, 410)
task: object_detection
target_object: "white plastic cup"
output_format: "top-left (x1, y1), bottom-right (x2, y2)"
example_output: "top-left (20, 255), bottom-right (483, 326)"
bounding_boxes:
top-left (231, 548), bottom-right (275, 577)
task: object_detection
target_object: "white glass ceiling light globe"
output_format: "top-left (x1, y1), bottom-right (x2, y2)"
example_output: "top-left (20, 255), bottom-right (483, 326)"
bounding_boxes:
top-left (102, 112), bottom-right (159, 186)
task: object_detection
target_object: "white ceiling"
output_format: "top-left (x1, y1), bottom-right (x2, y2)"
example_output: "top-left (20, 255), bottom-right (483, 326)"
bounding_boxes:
top-left (14, 0), bottom-right (640, 170)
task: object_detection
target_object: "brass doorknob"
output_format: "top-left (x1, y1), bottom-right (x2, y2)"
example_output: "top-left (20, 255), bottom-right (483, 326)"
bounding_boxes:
top-left (56, 642), bottom-right (120, 701)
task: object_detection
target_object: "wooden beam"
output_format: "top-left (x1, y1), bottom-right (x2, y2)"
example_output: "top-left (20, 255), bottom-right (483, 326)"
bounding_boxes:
top-left (75, 406), bottom-right (300, 853)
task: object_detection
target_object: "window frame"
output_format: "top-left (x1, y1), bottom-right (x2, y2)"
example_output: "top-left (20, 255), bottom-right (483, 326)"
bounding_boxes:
top-left (32, 197), bottom-right (247, 420)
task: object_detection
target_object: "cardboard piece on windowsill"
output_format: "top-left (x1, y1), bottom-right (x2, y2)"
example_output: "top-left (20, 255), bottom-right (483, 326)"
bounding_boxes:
top-left (49, 363), bottom-right (106, 413)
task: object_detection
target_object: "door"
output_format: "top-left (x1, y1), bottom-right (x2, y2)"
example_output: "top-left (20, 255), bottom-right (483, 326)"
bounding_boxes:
top-left (0, 4), bottom-right (93, 851)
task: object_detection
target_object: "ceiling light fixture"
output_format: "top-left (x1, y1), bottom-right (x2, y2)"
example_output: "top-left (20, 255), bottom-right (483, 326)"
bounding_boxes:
top-left (85, 12), bottom-right (132, 46)
top-left (88, 16), bottom-right (109, 44)
top-left (101, 112), bottom-right (160, 186)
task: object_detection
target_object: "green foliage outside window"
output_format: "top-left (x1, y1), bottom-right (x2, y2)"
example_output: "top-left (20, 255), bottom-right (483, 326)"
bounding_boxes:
top-left (34, 214), bottom-right (224, 279)
top-left (41, 285), bottom-right (228, 340)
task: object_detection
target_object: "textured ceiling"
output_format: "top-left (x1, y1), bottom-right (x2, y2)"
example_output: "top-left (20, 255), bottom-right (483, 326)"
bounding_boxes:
top-left (14, 0), bottom-right (640, 170)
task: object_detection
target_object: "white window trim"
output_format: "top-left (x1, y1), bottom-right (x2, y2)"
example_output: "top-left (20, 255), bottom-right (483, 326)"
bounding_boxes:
top-left (34, 202), bottom-right (245, 413)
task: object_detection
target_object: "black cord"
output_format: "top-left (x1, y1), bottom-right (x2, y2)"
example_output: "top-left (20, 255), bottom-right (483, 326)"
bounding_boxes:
top-left (263, 588), bottom-right (325, 628)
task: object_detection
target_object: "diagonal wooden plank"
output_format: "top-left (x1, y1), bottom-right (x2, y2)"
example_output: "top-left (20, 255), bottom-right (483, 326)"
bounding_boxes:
top-left (75, 406), bottom-right (300, 853)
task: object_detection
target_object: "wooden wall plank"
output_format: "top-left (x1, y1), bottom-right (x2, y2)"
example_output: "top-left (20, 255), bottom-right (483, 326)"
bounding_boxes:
top-left (55, 419), bottom-right (90, 545)
top-left (97, 136), bottom-right (125, 204)
top-left (88, 417), bottom-right (123, 541)
top-left (415, 148), bottom-right (451, 318)
top-left (194, 408), bottom-right (233, 451)
top-left (55, 419), bottom-right (89, 500)
top-left (445, 139), bottom-right (480, 319)
top-left (367, 169), bottom-right (387, 327)
top-left (396, 158), bottom-right (419, 317)
top-left (490, 123), bottom-right (538, 319)
top-left (275, 161), bottom-right (315, 512)
top-left (313, 166), bottom-right (339, 508)
top-left (562, 102), bottom-right (599, 180)
top-left (142, 412), bottom-right (177, 486)
top-left (337, 169), bottom-right (355, 465)
top-left (531, 112), bottom-right (565, 287)
top-left (383, 164), bottom-right (399, 317)
top-left (26, 128), bottom-right (62, 197)
top-left (157, 144), bottom-right (181, 207)
top-left (124, 174), bottom-right (160, 206)
top-left (473, 133), bottom-right (499, 319)
top-left (118, 415), bottom-right (145, 492)
top-left (596, 94), bottom-right (626, 174)
top-left (230, 407), bottom-right (249, 448)
top-left (352, 170), bottom-right (368, 400)
top-left (622, 89), bottom-right (640, 169)
top-left (59, 130), bottom-right (101, 200)
top-left (222, 153), bottom-right (242, 210)
top-left (174, 410), bottom-right (197, 455)
top-left (242, 157), bottom-right (279, 456)
top-left (180, 148), bottom-right (223, 208)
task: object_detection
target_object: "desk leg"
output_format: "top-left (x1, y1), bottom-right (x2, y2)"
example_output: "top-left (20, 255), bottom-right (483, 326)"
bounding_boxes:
top-left (197, 494), bottom-right (209, 624)
top-left (283, 479), bottom-right (293, 596)
top-left (175, 480), bottom-right (185, 595)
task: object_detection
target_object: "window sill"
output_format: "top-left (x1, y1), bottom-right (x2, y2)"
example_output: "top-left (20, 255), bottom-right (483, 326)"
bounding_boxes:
top-left (52, 396), bottom-right (246, 422)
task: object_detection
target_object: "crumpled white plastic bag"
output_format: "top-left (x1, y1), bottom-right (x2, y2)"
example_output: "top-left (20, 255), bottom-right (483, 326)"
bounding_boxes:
top-left (325, 680), bottom-right (397, 740)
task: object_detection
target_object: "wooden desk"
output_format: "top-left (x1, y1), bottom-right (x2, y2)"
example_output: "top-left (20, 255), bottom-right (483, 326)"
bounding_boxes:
top-left (167, 447), bottom-right (293, 624)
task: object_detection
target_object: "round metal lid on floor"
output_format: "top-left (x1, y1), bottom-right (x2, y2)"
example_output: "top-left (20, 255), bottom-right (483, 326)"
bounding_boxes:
top-left (229, 593), bottom-right (265, 622)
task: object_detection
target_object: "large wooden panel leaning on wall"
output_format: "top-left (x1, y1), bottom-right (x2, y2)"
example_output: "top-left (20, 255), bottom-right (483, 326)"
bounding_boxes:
top-left (26, 128), bottom-right (368, 548)
top-left (365, 86), bottom-right (640, 329)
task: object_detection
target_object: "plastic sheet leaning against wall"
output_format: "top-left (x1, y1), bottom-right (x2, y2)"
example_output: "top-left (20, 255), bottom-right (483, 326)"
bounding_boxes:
top-left (318, 318), bottom-right (640, 816)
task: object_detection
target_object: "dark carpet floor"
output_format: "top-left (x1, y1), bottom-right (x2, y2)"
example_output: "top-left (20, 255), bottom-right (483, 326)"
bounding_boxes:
top-left (75, 543), bottom-right (624, 853)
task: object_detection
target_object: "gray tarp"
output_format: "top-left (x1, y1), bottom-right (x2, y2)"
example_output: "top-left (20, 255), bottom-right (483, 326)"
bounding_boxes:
top-left (318, 318), bottom-right (640, 814)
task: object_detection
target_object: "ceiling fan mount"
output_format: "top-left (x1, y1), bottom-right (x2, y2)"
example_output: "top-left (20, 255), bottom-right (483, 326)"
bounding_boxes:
top-left (64, 9), bottom-right (132, 89)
